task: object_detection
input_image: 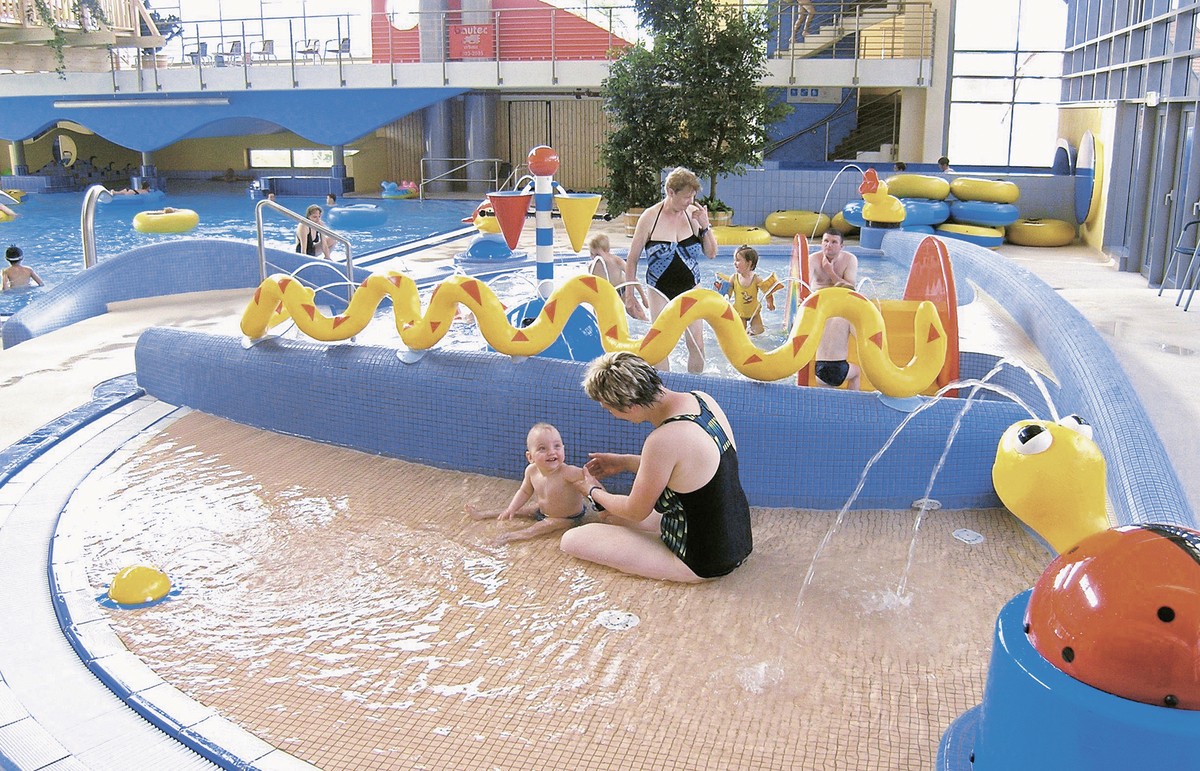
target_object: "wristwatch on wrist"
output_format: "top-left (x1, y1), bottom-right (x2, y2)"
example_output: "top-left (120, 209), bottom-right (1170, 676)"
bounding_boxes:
top-left (587, 485), bottom-right (606, 511)
top-left (699, 226), bottom-right (711, 238)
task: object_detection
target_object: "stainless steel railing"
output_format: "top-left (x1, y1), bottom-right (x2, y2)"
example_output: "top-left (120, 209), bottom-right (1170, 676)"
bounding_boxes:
top-left (254, 199), bottom-right (356, 305)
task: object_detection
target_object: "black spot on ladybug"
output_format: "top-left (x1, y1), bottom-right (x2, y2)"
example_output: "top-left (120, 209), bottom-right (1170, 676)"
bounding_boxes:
top-left (1165, 694), bottom-right (1179, 707)
top-left (1062, 646), bottom-right (1075, 663)
top-left (1023, 623), bottom-right (1031, 634)
top-left (1158, 606), bottom-right (1176, 623)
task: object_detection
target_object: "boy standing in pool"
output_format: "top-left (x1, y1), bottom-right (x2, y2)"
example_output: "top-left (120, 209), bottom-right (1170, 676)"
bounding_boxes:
top-left (467, 423), bottom-right (591, 545)
top-left (2, 245), bottom-right (43, 290)
top-left (810, 229), bottom-right (860, 390)
top-left (587, 234), bottom-right (648, 321)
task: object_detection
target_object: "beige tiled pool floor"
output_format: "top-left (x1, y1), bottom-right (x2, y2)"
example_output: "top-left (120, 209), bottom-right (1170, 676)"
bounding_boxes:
top-left (82, 413), bottom-right (1048, 770)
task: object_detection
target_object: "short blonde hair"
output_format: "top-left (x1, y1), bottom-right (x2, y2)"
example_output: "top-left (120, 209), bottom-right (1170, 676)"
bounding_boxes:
top-left (587, 233), bottom-right (610, 252)
top-left (305, 204), bottom-right (322, 217)
top-left (583, 352), bottom-right (663, 410)
top-left (664, 167), bottom-right (701, 195)
top-left (526, 422), bottom-right (560, 449)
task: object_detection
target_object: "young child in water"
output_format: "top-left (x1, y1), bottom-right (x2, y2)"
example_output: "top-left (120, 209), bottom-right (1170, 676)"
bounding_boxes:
top-left (715, 245), bottom-right (782, 335)
top-left (587, 234), bottom-right (649, 321)
top-left (2, 245), bottom-right (44, 290)
top-left (467, 422), bottom-right (590, 544)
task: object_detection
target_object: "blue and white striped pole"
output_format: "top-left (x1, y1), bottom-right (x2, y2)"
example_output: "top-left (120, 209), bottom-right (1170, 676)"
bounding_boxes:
top-left (527, 146), bottom-right (560, 299)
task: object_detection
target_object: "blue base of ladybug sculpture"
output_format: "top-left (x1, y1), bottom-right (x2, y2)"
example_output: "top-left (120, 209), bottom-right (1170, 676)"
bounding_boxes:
top-left (938, 589), bottom-right (1200, 769)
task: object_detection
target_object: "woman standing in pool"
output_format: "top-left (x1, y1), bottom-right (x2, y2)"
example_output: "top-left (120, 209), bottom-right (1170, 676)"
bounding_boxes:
top-left (624, 167), bottom-right (717, 373)
top-left (564, 352), bottom-right (752, 582)
top-left (295, 204), bottom-right (331, 259)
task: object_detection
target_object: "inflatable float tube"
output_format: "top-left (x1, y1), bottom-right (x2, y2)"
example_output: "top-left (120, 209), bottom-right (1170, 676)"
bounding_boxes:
top-left (326, 203), bottom-right (388, 229)
top-left (949, 200), bottom-right (1020, 227)
top-left (949, 178), bottom-right (1020, 204)
top-left (714, 225), bottom-right (771, 246)
top-left (103, 189), bottom-right (166, 205)
top-left (900, 224), bottom-right (935, 235)
top-left (764, 210), bottom-right (831, 238)
top-left (1006, 218), bottom-right (1076, 247)
top-left (886, 174), bottom-right (950, 200)
top-left (381, 181), bottom-right (418, 199)
top-left (132, 208), bottom-right (199, 234)
top-left (841, 201), bottom-right (866, 229)
top-left (0, 209), bottom-right (13, 223)
top-left (831, 211), bottom-right (859, 235)
top-left (901, 198), bottom-right (951, 226)
top-left (3, 189), bottom-right (26, 203)
top-left (936, 223), bottom-right (1004, 248)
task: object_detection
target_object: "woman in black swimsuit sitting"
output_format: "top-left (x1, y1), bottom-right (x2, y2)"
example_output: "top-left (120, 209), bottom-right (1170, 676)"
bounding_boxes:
top-left (563, 352), bottom-right (753, 582)
top-left (624, 167), bottom-right (717, 373)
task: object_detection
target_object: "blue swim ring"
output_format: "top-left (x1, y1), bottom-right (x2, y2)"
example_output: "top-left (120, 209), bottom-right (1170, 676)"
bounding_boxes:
top-left (900, 198), bottom-right (950, 226)
top-left (326, 203), bottom-right (388, 229)
top-left (949, 201), bottom-right (1020, 227)
top-left (842, 200), bottom-right (866, 228)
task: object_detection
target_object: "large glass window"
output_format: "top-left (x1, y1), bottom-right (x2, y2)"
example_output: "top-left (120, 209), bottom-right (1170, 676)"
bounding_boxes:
top-left (948, 0), bottom-right (1068, 166)
top-left (248, 148), bottom-right (358, 168)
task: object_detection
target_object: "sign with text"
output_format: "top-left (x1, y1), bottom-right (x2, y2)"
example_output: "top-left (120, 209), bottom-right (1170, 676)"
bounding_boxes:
top-left (786, 87), bottom-right (842, 104)
top-left (450, 24), bottom-right (494, 59)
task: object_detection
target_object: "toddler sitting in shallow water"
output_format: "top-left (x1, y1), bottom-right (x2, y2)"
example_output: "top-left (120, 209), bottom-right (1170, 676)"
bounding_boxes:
top-left (466, 422), bottom-right (592, 545)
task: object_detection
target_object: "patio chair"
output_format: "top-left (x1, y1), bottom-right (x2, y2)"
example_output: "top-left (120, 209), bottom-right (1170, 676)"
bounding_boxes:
top-left (296, 38), bottom-right (321, 62)
top-left (216, 39), bottom-right (243, 66)
top-left (324, 37), bottom-right (350, 60)
top-left (250, 39), bottom-right (277, 62)
top-left (184, 42), bottom-right (210, 67)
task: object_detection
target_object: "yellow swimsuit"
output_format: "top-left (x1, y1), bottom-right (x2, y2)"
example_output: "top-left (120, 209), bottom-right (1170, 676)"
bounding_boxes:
top-left (721, 273), bottom-right (780, 322)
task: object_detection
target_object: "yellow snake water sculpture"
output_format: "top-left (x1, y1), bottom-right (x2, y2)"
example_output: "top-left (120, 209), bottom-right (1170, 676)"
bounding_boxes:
top-left (241, 273), bottom-right (948, 396)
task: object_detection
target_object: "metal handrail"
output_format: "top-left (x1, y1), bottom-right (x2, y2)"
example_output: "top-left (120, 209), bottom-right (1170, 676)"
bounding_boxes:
top-left (418, 158), bottom-right (503, 199)
top-left (81, 184), bottom-right (110, 269)
top-left (254, 199), bottom-right (355, 304)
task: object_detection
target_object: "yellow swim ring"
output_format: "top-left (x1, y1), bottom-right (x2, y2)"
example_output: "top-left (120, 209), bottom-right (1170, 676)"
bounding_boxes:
top-left (1006, 218), bottom-right (1076, 247)
top-left (764, 210), bottom-right (831, 238)
top-left (713, 225), bottom-right (771, 246)
top-left (0, 210), bottom-right (13, 223)
top-left (831, 211), bottom-right (859, 235)
top-left (132, 208), bottom-right (200, 234)
top-left (937, 222), bottom-right (1005, 248)
top-left (3, 189), bottom-right (26, 204)
top-left (884, 174), bottom-right (950, 200)
top-left (949, 178), bottom-right (1020, 204)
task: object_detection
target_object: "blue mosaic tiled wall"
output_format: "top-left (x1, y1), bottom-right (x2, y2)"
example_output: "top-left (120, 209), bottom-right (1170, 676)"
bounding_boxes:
top-left (136, 328), bottom-right (1027, 510)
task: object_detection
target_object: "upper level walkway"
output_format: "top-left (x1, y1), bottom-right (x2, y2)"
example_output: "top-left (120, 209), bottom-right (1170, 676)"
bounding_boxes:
top-left (0, 1), bottom-right (936, 97)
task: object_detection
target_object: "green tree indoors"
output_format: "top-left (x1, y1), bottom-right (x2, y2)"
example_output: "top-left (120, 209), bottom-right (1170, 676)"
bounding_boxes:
top-left (600, 0), bottom-right (790, 213)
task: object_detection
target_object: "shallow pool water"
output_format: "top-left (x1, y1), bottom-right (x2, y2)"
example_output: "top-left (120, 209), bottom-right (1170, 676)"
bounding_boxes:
top-left (349, 251), bottom-right (913, 380)
top-left (0, 182), bottom-right (475, 314)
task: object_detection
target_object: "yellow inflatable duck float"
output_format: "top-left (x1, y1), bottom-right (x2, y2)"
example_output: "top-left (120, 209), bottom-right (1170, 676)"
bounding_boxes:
top-left (859, 168), bottom-right (906, 225)
top-left (992, 414), bottom-right (1112, 553)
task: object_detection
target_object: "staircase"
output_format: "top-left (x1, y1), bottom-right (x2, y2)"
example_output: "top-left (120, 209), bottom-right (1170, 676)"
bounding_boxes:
top-left (778, 2), bottom-right (912, 59)
top-left (830, 91), bottom-right (900, 162)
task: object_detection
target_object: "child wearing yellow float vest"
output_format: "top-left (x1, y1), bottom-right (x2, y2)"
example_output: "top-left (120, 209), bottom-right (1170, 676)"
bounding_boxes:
top-left (714, 245), bottom-right (783, 336)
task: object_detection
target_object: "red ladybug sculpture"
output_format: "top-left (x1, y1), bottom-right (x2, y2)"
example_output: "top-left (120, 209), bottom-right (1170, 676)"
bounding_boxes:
top-left (1025, 523), bottom-right (1200, 709)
